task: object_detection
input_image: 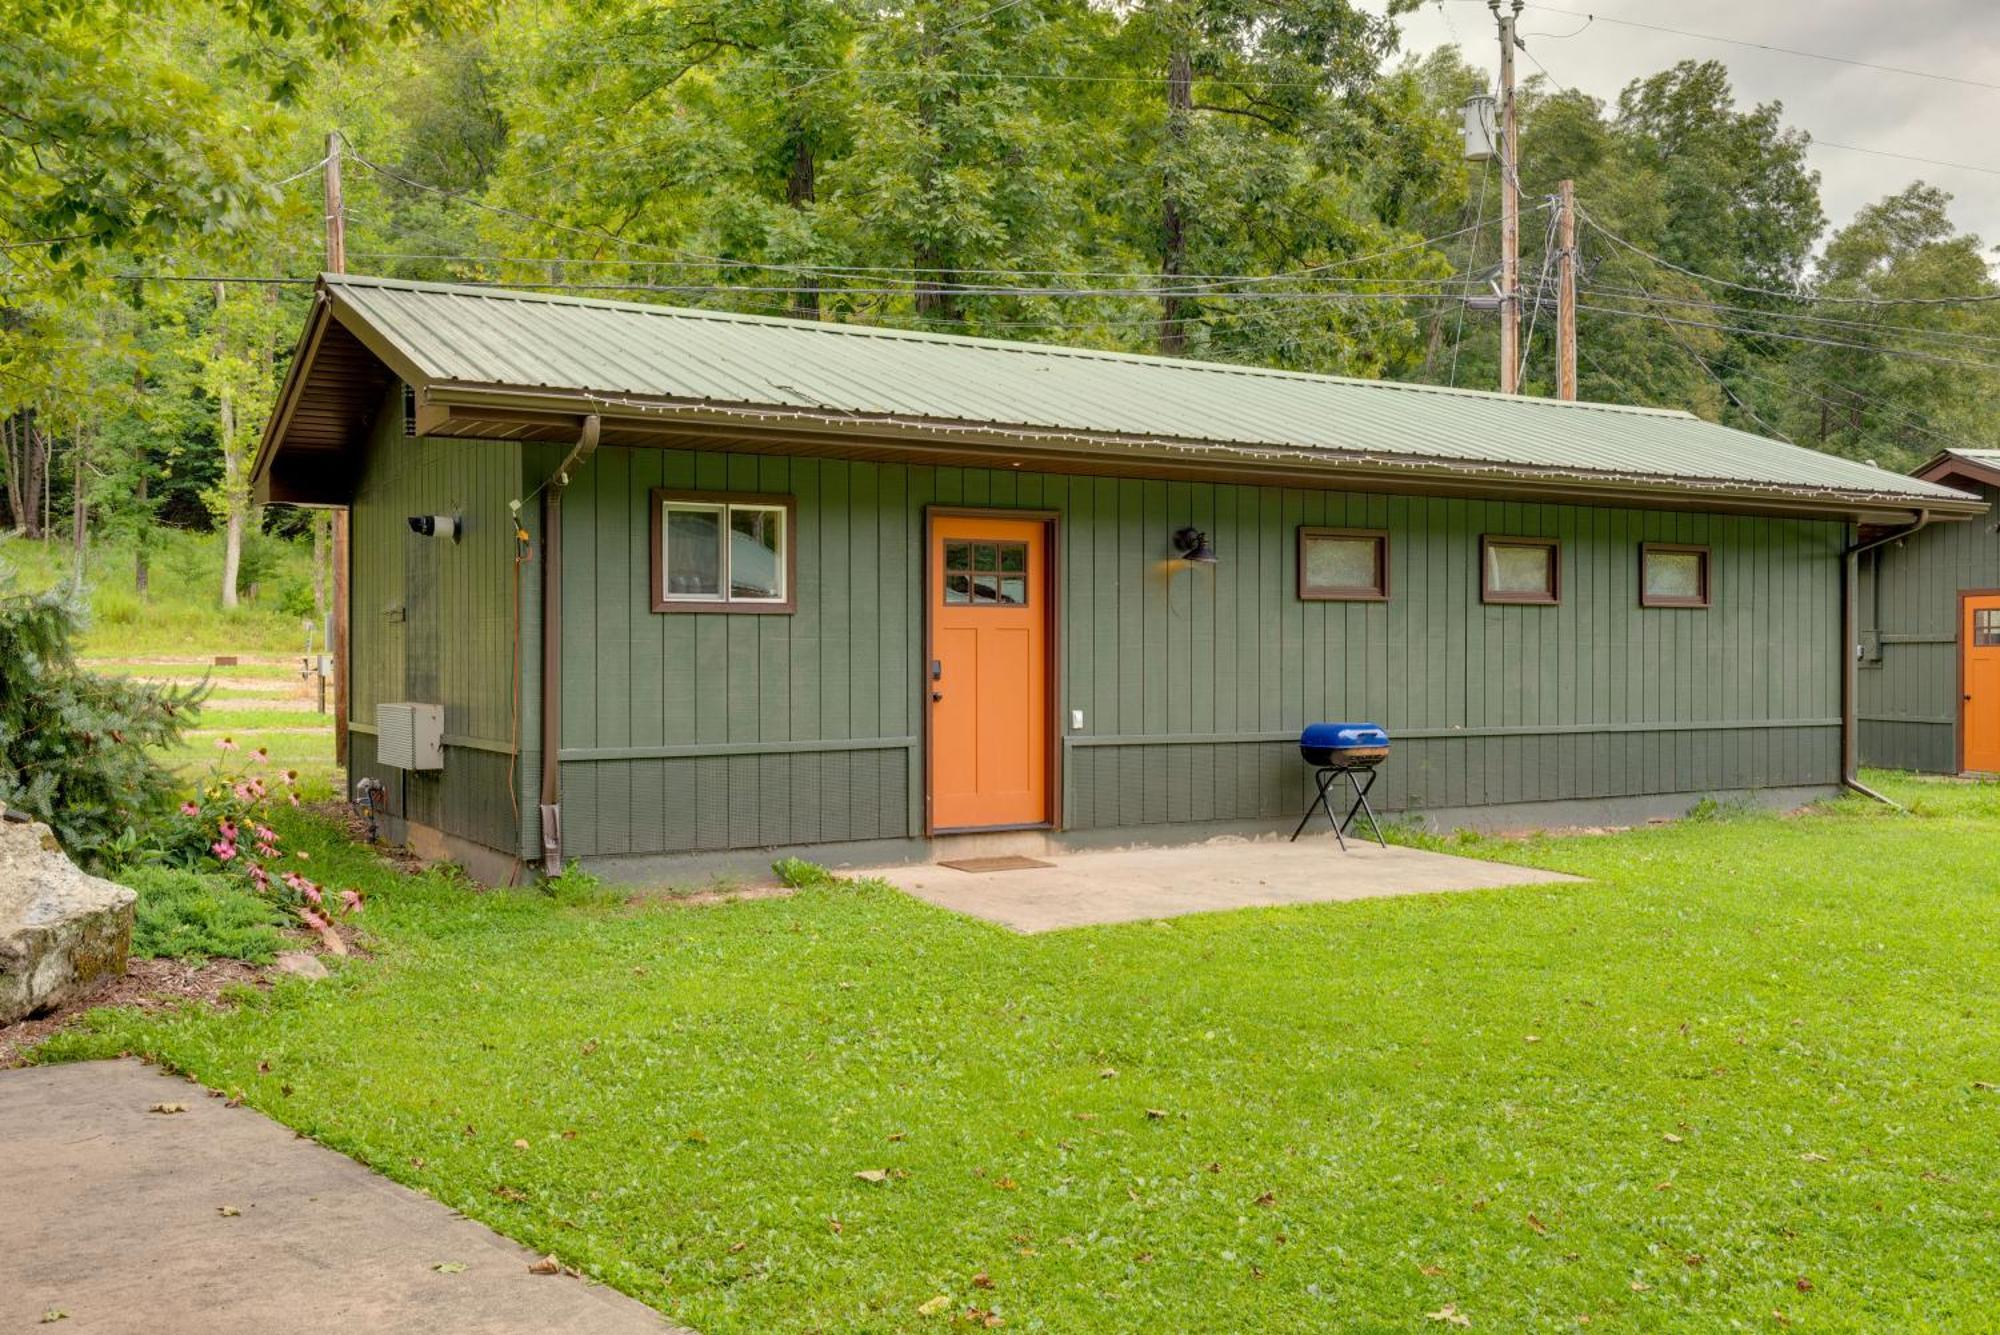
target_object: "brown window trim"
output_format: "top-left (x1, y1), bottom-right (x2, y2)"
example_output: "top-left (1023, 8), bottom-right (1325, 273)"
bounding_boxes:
top-left (1298, 526), bottom-right (1390, 602)
top-left (1480, 534), bottom-right (1561, 606)
top-left (1639, 542), bottom-right (1711, 609)
top-left (649, 488), bottom-right (798, 614)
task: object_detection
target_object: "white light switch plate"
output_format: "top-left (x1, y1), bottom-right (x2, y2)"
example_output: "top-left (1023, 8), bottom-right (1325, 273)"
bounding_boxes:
top-left (1071, 709), bottom-right (1085, 730)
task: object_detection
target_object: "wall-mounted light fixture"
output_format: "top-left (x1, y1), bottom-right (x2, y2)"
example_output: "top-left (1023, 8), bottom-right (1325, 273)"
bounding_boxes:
top-left (1171, 527), bottom-right (1218, 564)
top-left (407, 513), bottom-right (462, 542)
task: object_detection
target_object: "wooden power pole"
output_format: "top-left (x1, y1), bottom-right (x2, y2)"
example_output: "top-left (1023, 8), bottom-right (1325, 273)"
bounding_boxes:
top-left (1557, 178), bottom-right (1578, 400)
top-left (1492, 0), bottom-right (1523, 394)
top-left (325, 131), bottom-right (351, 767)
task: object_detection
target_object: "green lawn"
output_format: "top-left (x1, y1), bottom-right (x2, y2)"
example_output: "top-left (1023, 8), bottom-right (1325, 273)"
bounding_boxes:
top-left (35, 775), bottom-right (2000, 1332)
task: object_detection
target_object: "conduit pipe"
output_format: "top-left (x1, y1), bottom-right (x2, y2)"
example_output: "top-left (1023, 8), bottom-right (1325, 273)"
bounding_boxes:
top-left (1841, 509), bottom-right (1934, 809)
top-left (538, 414), bottom-right (601, 873)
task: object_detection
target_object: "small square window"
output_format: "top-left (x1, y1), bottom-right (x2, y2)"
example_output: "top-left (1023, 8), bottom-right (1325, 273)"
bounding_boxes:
top-left (1975, 609), bottom-right (2000, 646)
top-left (1481, 536), bottom-right (1559, 605)
top-left (1641, 544), bottom-right (1710, 609)
top-left (651, 490), bottom-right (795, 613)
top-left (1299, 527), bottom-right (1389, 601)
top-left (942, 541), bottom-right (1030, 606)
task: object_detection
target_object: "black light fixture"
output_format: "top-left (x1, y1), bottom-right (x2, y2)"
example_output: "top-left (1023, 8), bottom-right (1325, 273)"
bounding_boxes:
top-left (1171, 526), bottom-right (1218, 564)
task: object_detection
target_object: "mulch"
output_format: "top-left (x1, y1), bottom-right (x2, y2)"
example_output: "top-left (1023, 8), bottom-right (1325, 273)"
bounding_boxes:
top-left (0, 956), bottom-right (269, 1069)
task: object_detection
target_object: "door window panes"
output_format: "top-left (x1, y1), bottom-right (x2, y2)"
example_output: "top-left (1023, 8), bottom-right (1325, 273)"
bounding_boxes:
top-left (943, 542), bottom-right (1030, 605)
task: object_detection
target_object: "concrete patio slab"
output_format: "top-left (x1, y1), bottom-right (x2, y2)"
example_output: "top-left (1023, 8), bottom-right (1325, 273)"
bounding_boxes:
top-left (2, 1059), bottom-right (680, 1334)
top-left (862, 837), bottom-right (1585, 932)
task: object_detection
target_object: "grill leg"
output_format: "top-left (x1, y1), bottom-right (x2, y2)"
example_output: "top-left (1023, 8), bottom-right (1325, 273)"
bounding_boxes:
top-left (1289, 767), bottom-right (1347, 850)
top-left (1338, 768), bottom-right (1388, 849)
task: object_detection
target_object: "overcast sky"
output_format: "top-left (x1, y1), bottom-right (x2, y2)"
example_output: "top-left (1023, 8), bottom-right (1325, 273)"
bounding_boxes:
top-left (1365, 0), bottom-right (2000, 257)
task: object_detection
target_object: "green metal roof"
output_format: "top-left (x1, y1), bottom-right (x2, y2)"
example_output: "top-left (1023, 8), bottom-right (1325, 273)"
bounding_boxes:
top-left (268, 273), bottom-right (1983, 516)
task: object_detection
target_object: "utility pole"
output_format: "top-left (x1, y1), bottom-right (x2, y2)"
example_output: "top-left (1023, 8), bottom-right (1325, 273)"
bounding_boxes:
top-left (1491, 0), bottom-right (1524, 394)
top-left (324, 130), bottom-right (351, 767)
top-left (1557, 178), bottom-right (1577, 400)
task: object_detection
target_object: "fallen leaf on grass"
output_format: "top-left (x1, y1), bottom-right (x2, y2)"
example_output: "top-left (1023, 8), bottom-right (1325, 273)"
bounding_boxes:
top-left (1684, 1253), bottom-right (1705, 1269)
top-left (1144, 1108), bottom-right (1168, 1120)
top-left (1099, 1068), bottom-right (1118, 1079)
top-left (1795, 1277), bottom-right (1814, 1293)
top-left (916, 1295), bottom-right (951, 1317)
top-left (1425, 1304), bottom-right (1472, 1327)
top-left (494, 1185), bottom-right (529, 1203)
top-left (1773, 1311), bottom-right (1791, 1328)
top-left (433, 1262), bottom-right (467, 1274)
top-left (1800, 1152), bottom-right (1829, 1163)
top-left (512, 1138), bottom-right (530, 1150)
top-left (971, 1272), bottom-right (995, 1290)
top-left (217, 1205), bottom-right (241, 1217)
top-left (527, 1255), bottom-right (562, 1276)
top-left (1524, 1035), bottom-right (1541, 1044)
top-left (1253, 1191), bottom-right (1276, 1208)
top-left (1973, 1081), bottom-right (1996, 1091)
top-left (728, 1241), bottom-right (747, 1254)
top-left (1420, 1264), bottom-right (1447, 1278)
top-left (148, 1102), bottom-right (187, 1114)
top-left (580, 1040), bottom-right (599, 1056)
top-left (887, 1131), bottom-right (908, 1142)
top-left (854, 1169), bottom-right (890, 1184)
top-left (1630, 1281), bottom-right (1651, 1293)
top-left (829, 1217), bottom-right (843, 1235)
top-left (994, 1176), bottom-right (1019, 1191)
top-left (1526, 1213), bottom-right (1549, 1235)
top-left (1663, 1133), bottom-right (1683, 1144)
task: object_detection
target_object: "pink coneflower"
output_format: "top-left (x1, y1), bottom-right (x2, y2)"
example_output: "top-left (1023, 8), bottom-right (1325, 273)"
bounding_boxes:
top-left (300, 882), bottom-right (324, 906)
top-left (338, 889), bottom-right (364, 914)
top-left (299, 906), bottom-right (329, 931)
top-left (282, 770), bottom-right (299, 785)
top-left (211, 841), bottom-right (237, 862)
top-left (256, 842), bottom-right (279, 859)
top-left (248, 866), bottom-right (270, 890)
top-left (179, 801), bottom-right (200, 817)
top-left (218, 820), bottom-right (239, 842)
top-left (287, 792), bottom-right (301, 807)
top-left (281, 869), bottom-right (307, 890)
top-left (217, 736), bottom-right (238, 752)
top-left (254, 826), bottom-right (277, 844)
top-left (252, 747), bottom-right (269, 763)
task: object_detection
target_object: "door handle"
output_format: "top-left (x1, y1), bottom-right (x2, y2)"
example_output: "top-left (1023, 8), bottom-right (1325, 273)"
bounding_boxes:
top-left (932, 691), bottom-right (944, 702)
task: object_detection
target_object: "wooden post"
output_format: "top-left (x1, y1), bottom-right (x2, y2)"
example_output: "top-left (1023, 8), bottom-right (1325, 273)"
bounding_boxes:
top-left (1557, 178), bottom-right (1578, 401)
top-left (1493, 0), bottom-right (1523, 394)
top-left (325, 130), bottom-right (351, 768)
top-left (323, 131), bottom-right (345, 275)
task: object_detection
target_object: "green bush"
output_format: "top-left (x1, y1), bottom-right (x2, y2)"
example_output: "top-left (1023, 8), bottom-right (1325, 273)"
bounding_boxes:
top-left (772, 856), bottom-right (839, 889)
top-left (120, 866), bottom-right (287, 964)
top-left (0, 572), bottom-right (205, 867)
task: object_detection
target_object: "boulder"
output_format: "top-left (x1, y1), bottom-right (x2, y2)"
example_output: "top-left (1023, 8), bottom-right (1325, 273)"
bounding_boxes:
top-left (0, 811), bottom-right (137, 1025)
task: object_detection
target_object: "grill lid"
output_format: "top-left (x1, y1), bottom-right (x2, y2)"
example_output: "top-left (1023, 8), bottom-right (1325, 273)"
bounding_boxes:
top-left (1300, 722), bottom-right (1390, 751)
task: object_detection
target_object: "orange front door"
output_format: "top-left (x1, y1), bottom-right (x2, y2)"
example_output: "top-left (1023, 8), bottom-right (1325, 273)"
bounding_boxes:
top-left (929, 516), bottom-right (1050, 830)
top-left (1965, 595), bottom-right (2000, 773)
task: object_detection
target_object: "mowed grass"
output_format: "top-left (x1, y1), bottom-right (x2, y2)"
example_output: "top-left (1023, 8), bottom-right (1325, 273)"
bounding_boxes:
top-left (36, 775), bottom-right (2000, 1332)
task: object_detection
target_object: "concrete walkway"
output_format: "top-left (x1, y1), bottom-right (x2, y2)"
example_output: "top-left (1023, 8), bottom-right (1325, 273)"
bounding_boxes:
top-left (863, 837), bottom-right (1584, 932)
top-left (2, 1059), bottom-right (680, 1334)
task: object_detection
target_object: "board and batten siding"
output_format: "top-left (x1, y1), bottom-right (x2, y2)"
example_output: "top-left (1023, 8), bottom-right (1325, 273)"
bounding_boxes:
top-left (345, 392), bottom-right (525, 855)
top-left (555, 447), bottom-right (1844, 859)
top-left (1858, 478), bottom-right (2000, 773)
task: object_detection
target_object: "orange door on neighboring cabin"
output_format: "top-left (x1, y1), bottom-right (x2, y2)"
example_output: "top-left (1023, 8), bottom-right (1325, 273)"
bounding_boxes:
top-left (1965, 594), bottom-right (2000, 773)
top-left (929, 516), bottom-right (1050, 830)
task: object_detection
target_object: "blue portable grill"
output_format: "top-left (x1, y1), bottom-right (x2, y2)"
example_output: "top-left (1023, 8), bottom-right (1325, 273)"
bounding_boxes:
top-left (1289, 722), bottom-right (1390, 850)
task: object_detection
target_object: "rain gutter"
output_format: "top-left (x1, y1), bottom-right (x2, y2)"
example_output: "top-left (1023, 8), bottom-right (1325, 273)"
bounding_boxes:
top-left (537, 414), bottom-right (601, 874)
top-left (1840, 511), bottom-right (1938, 809)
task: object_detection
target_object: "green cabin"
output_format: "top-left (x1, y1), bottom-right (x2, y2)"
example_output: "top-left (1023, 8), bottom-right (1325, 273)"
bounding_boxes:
top-left (1858, 449), bottom-right (2000, 776)
top-left (253, 275), bottom-right (1982, 881)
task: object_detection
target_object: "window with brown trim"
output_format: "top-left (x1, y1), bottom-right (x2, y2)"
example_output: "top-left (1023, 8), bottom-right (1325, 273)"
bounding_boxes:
top-left (1641, 543), bottom-right (1711, 608)
top-left (1299, 527), bottom-right (1389, 601)
top-left (1480, 535), bottom-right (1560, 605)
top-left (1975, 609), bottom-right (2000, 646)
top-left (649, 489), bottom-right (797, 613)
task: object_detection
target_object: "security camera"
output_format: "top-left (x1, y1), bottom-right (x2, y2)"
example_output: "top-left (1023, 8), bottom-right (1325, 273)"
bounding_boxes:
top-left (407, 514), bottom-right (461, 542)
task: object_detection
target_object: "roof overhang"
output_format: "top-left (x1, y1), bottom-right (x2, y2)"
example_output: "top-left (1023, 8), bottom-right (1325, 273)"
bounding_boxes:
top-left (1915, 450), bottom-right (2000, 494)
top-left (252, 278), bottom-right (1990, 526)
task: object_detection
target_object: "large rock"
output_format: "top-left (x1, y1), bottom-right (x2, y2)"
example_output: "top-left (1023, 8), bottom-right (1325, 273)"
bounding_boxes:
top-left (0, 810), bottom-right (136, 1024)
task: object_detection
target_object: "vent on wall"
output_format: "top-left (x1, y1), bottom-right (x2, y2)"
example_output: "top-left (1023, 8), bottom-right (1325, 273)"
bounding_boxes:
top-left (377, 702), bottom-right (444, 771)
top-left (402, 383), bottom-right (418, 438)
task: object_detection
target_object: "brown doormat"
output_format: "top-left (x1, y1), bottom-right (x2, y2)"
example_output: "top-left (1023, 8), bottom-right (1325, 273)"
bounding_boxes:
top-left (936, 855), bottom-right (1055, 873)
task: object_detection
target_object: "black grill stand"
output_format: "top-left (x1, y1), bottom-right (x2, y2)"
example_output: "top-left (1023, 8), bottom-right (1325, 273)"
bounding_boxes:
top-left (1289, 763), bottom-right (1388, 850)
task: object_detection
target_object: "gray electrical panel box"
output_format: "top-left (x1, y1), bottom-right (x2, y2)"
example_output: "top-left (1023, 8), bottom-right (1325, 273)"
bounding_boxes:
top-left (377, 702), bottom-right (445, 771)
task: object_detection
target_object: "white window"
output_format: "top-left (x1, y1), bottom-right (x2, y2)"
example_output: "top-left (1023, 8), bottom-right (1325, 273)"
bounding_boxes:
top-left (651, 491), bottom-right (794, 613)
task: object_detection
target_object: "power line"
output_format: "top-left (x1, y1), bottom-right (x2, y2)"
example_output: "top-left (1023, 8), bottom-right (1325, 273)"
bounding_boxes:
top-left (1576, 301), bottom-right (2000, 373)
top-left (1506, 2), bottom-right (2000, 93)
top-left (1579, 208), bottom-right (2000, 308)
top-left (1585, 284), bottom-right (2000, 354)
top-left (1809, 140), bottom-right (2000, 180)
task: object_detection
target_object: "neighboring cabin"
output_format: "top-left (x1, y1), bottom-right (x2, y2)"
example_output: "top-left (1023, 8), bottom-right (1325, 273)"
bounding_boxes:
top-left (1859, 449), bottom-right (2000, 775)
top-left (252, 275), bottom-right (1982, 881)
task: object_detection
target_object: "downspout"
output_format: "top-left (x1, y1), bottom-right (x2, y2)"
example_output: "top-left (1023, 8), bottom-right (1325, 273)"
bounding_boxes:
top-left (1841, 509), bottom-right (1934, 808)
top-left (538, 414), bottom-right (601, 874)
